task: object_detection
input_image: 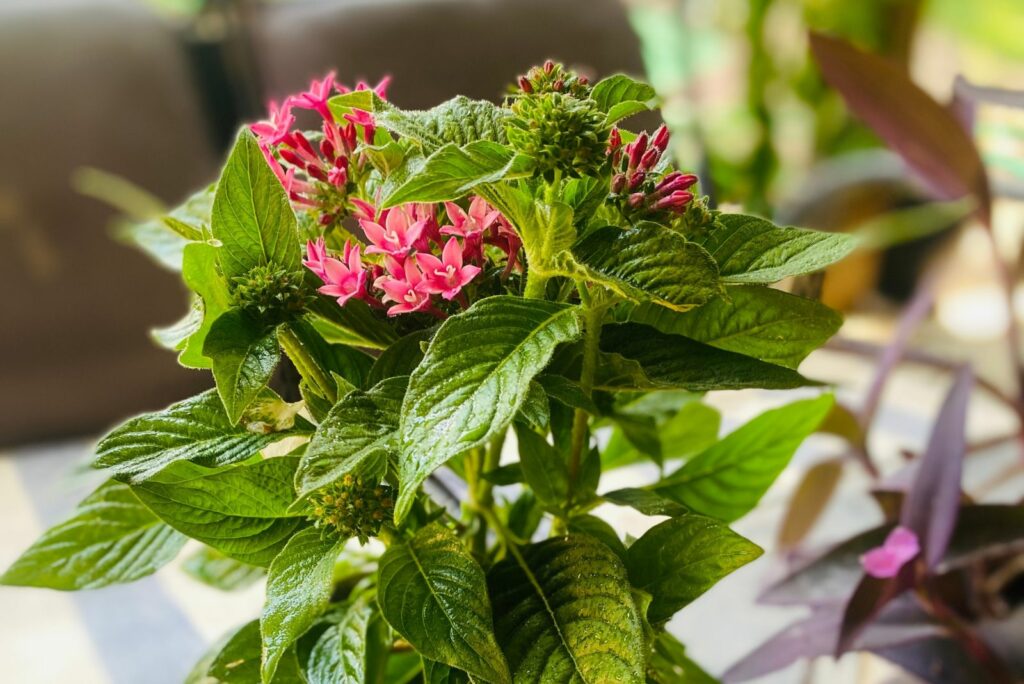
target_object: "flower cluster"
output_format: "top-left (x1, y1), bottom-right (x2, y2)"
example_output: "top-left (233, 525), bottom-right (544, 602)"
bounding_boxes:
top-left (515, 60), bottom-right (591, 98)
top-left (308, 474), bottom-right (394, 544)
top-left (608, 124), bottom-right (697, 221)
top-left (250, 72), bottom-right (389, 227)
top-left (303, 197), bottom-right (520, 317)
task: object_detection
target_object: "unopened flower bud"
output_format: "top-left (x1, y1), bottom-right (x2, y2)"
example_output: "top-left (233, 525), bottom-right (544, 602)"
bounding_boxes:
top-left (628, 170), bottom-right (646, 190)
top-left (552, 79), bottom-right (564, 92)
top-left (608, 127), bottom-right (622, 152)
top-left (544, 60), bottom-right (555, 74)
top-left (654, 172), bottom-right (698, 197)
top-left (652, 124), bottom-right (670, 152)
top-left (626, 133), bottom-right (648, 171)
top-left (628, 192), bottom-right (646, 208)
top-left (640, 148), bottom-right (659, 171)
top-left (518, 76), bottom-right (533, 93)
top-left (611, 173), bottom-right (626, 194)
top-left (653, 190), bottom-right (694, 211)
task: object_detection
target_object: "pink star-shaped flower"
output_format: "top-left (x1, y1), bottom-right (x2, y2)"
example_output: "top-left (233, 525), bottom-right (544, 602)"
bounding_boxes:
top-left (305, 239), bottom-right (367, 306)
top-left (250, 100), bottom-right (295, 147)
top-left (288, 71), bottom-right (337, 120)
top-left (360, 207), bottom-right (426, 257)
top-left (303, 237), bottom-right (330, 280)
top-left (375, 258), bottom-right (432, 316)
top-left (860, 526), bottom-right (920, 579)
top-left (415, 238), bottom-right (481, 300)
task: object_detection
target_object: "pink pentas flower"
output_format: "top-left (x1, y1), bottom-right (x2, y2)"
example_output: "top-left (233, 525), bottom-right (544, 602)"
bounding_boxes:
top-left (442, 197), bottom-right (500, 261)
top-left (314, 241), bottom-right (368, 306)
top-left (415, 238), bottom-right (482, 300)
top-left (303, 237), bottom-right (330, 279)
top-left (288, 71), bottom-right (338, 120)
top-left (860, 526), bottom-right (920, 579)
top-left (375, 258), bottom-right (433, 316)
top-left (360, 207), bottom-right (427, 257)
top-left (250, 100), bottom-right (295, 147)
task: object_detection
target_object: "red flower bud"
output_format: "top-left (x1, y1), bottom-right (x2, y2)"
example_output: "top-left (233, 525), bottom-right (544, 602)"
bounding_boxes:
top-left (552, 79), bottom-right (564, 92)
top-left (628, 170), bottom-right (646, 191)
top-left (279, 148), bottom-right (305, 167)
top-left (628, 193), bottom-right (646, 208)
top-left (320, 138), bottom-right (335, 160)
top-left (640, 148), bottom-right (659, 171)
top-left (653, 190), bottom-right (694, 211)
top-left (307, 164), bottom-right (328, 182)
top-left (293, 131), bottom-right (316, 158)
top-left (626, 133), bottom-right (648, 172)
top-left (518, 76), bottom-right (533, 93)
top-left (608, 127), bottom-right (622, 151)
top-left (611, 173), bottom-right (626, 194)
top-left (654, 173), bottom-right (698, 197)
top-left (544, 60), bottom-right (555, 74)
top-left (652, 124), bottom-right (670, 152)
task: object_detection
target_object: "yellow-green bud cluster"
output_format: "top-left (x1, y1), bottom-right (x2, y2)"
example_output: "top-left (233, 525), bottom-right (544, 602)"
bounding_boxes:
top-left (506, 92), bottom-right (610, 180)
top-left (514, 60), bottom-right (592, 98)
top-left (230, 265), bottom-right (313, 324)
top-left (674, 196), bottom-right (719, 241)
top-left (309, 474), bottom-right (394, 544)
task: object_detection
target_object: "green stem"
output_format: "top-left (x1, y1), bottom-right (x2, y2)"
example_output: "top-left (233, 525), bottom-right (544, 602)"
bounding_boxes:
top-left (567, 297), bottom-right (603, 500)
top-left (278, 324), bottom-right (337, 404)
top-left (523, 171), bottom-right (564, 300)
top-left (470, 434), bottom-right (504, 556)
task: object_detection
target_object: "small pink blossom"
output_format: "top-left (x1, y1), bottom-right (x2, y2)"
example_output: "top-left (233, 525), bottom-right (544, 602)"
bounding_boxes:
top-left (288, 71), bottom-right (337, 120)
top-left (303, 237), bottom-right (330, 279)
top-left (250, 100), bottom-right (295, 147)
top-left (375, 258), bottom-right (432, 316)
top-left (360, 207), bottom-right (427, 257)
top-left (860, 526), bottom-right (920, 579)
top-left (315, 241), bottom-right (367, 306)
top-left (415, 238), bottom-right (482, 300)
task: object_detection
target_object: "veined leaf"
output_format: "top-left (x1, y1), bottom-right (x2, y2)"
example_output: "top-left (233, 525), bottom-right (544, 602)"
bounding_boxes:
top-left (396, 296), bottom-right (582, 523)
top-left (590, 74), bottom-right (658, 123)
top-left (381, 141), bottom-right (534, 207)
top-left (480, 185), bottom-right (576, 279)
top-left (626, 514), bottom-right (763, 624)
top-left (597, 323), bottom-right (815, 392)
top-left (515, 425), bottom-right (569, 509)
top-left (698, 214), bottom-right (856, 284)
top-left (366, 328), bottom-right (431, 386)
top-left (629, 285), bottom-right (842, 369)
top-left (205, 310), bottom-right (280, 424)
top-left (212, 129), bottom-right (301, 278)
top-left (310, 297), bottom-right (399, 351)
top-left (652, 395), bottom-right (834, 521)
top-left (422, 659), bottom-right (469, 684)
top-left (308, 596), bottom-right (388, 684)
top-left (208, 620), bottom-right (305, 683)
top-left (487, 534), bottom-right (646, 683)
top-left (183, 546), bottom-right (264, 591)
top-left (94, 389), bottom-right (286, 483)
top-left (174, 241), bottom-right (233, 369)
top-left (602, 401), bottom-right (720, 470)
top-left (131, 457), bottom-right (303, 567)
top-left (296, 376), bottom-right (407, 498)
top-left (648, 632), bottom-right (718, 684)
top-left (261, 527), bottom-right (343, 683)
top-left (0, 480), bottom-right (186, 590)
top-left (602, 488), bottom-right (689, 517)
top-left (377, 524), bottom-right (510, 683)
top-left (572, 223), bottom-right (722, 312)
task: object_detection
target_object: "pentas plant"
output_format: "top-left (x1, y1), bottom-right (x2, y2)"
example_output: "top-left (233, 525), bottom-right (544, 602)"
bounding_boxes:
top-left (3, 63), bottom-right (857, 683)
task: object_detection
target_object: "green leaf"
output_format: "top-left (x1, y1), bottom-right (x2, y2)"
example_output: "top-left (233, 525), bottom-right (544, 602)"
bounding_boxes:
top-left (652, 395), bottom-right (834, 521)
top-left (597, 323), bottom-right (815, 392)
top-left (602, 401), bottom-right (720, 470)
top-left (296, 377), bottom-right (407, 498)
top-left (93, 389), bottom-right (286, 483)
top-left (396, 296), bottom-right (583, 523)
top-left (310, 297), bottom-right (399, 351)
top-left (183, 546), bottom-right (265, 591)
top-left (602, 488), bottom-right (689, 517)
top-left (0, 480), bottom-right (186, 590)
top-left (572, 223), bottom-right (722, 312)
top-left (422, 659), bottom-right (469, 684)
top-left (205, 310), bottom-right (281, 424)
top-left (480, 186), bottom-right (576, 279)
top-left (115, 215), bottom-right (191, 271)
top-left (567, 515), bottom-right (627, 562)
top-left (366, 329), bottom-right (431, 386)
top-left (212, 129), bottom-right (301, 278)
top-left (261, 527), bottom-right (343, 683)
top-left (515, 425), bottom-right (569, 509)
top-left (590, 74), bottom-right (658, 123)
top-left (130, 457), bottom-right (303, 566)
top-left (626, 514), bottom-right (763, 624)
top-left (280, 319), bottom-right (373, 401)
top-left (208, 620), bottom-right (306, 683)
top-left (381, 141), bottom-right (534, 207)
top-left (377, 524), bottom-right (510, 683)
top-left (487, 534), bottom-right (646, 683)
top-left (173, 242), bottom-right (233, 369)
top-left (308, 596), bottom-right (388, 684)
top-left (629, 285), bottom-right (842, 369)
top-left (647, 632), bottom-right (718, 684)
top-left (698, 214), bottom-right (856, 284)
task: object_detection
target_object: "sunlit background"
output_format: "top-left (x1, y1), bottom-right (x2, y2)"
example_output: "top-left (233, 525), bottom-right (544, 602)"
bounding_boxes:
top-left (2, 0), bottom-right (1023, 682)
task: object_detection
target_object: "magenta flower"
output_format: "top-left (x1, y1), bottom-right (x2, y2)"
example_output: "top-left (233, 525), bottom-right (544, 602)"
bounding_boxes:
top-left (360, 207), bottom-right (427, 257)
top-left (250, 100), bottom-right (295, 147)
top-left (415, 238), bottom-right (482, 300)
top-left (442, 197), bottom-right (499, 261)
top-left (288, 71), bottom-right (337, 120)
top-left (303, 237), bottom-right (330, 280)
top-left (375, 258), bottom-right (432, 316)
top-left (314, 241), bottom-right (368, 306)
top-left (860, 526), bottom-right (920, 579)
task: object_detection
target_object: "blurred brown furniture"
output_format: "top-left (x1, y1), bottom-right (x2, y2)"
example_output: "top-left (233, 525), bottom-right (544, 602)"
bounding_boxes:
top-left (0, 0), bottom-right (645, 445)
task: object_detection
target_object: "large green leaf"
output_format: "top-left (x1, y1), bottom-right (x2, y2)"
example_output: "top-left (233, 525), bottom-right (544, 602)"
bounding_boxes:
top-left (205, 310), bottom-right (280, 424)
top-left (211, 129), bottom-right (301, 278)
top-left (396, 296), bottom-right (582, 522)
top-left (480, 185), bottom-right (576, 280)
top-left (130, 457), bottom-right (303, 566)
top-left (381, 141), bottom-right (534, 207)
top-left (596, 323), bottom-right (814, 392)
top-left (183, 546), bottom-right (265, 591)
top-left (310, 297), bottom-right (399, 351)
top-left (629, 285), bottom-right (842, 369)
top-left (366, 329), bottom-right (431, 386)
top-left (652, 395), bottom-right (834, 521)
top-left (698, 214), bottom-right (856, 284)
top-left (514, 425), bottom-right (569, 510)
top-left (487, 534), bottom-right (646, 683)
top-left (626, 514), bottom-right (762, 624)
top-left (296, 377), bottom-right (407, 497)
top-left (164, 242), bottom-right (232, 369)
top-left (94, 389), bottom-right (285, 483)
top-left (602, 401), bottom-right (720, 470)
top-left (0, 480), bottom-right (186, 590)
top-left (377, 524), bottom-right (510, 683)
top-left (590, 74), bottom-right (658, 124)
top-left (261, 527), bottom-right (343, 683)
top-left (208, 620), bottom-right (306, 683)
top-left (647, 632), bottom-right (718, 684)
top-left (571, 224), bottom-right (722, 312)
top-left (308, 596), bottom-right (388, 684)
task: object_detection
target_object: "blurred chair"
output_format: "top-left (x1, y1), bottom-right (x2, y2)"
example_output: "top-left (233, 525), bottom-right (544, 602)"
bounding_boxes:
top-left (0, 0), bottom-right (645, 446)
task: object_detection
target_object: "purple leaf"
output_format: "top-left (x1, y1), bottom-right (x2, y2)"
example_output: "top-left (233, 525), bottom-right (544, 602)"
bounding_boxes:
top-left (810, 33), bottom-right (991, 225)
top-left (900, 366), bottom-right (972, 570)
top-left (835, 563), bottom-right (916, 656)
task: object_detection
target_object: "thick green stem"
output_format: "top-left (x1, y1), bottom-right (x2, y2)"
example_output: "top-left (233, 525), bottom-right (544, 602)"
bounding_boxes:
top-left (470, 434), bottom-right (505, 556)
top-left (278, 324), bottom-right (337, 404)
top-left (567, 300), bottom-right (603, 499)
top-left (523, 272), bottom-right (550, 299)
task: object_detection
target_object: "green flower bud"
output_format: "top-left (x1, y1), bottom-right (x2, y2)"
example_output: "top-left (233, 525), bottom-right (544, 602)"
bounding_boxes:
top-left (506, 92), bottom-right (610, 180)
top-left (230, 264), bottom-right (313, 324)
top-left (308, 474), bottom-right (394, 544)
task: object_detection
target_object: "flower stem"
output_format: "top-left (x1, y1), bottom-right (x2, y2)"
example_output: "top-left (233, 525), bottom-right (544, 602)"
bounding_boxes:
top-left (278, 323), bottom-right (337, 404)
top-left (567, 295), bottom-right (603, 500)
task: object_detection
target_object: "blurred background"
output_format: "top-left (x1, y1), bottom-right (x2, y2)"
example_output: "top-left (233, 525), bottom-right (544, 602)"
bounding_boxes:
top-left (1, 0), bottom-right (1023, 682)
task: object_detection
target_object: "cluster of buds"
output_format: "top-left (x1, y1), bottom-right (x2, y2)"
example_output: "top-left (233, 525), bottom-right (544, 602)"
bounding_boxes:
top-left (507, 90), bottom-right (609, 180)
top-left (229, 264), bottom-right (312, 325)
top-left (608, 124), bottom-right (698, 221)
top-left (303, 197), bottom-right (521, 317)
top-left (250, 72), bottom-right (389, 227)
top-left (514, 60), bottom-right (591, 98)
top-left (308, 474), bottom-right (394, 544)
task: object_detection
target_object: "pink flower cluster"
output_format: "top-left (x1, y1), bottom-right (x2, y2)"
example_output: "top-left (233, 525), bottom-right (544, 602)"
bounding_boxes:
top-left (250, 72), bottom-right (390, 226)
top-left (860, 526), bottom-right (920, 579)
top-left (608, 124), bottom-right (697, 218)
top-left (303, 197), bottom-right (521, 317)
